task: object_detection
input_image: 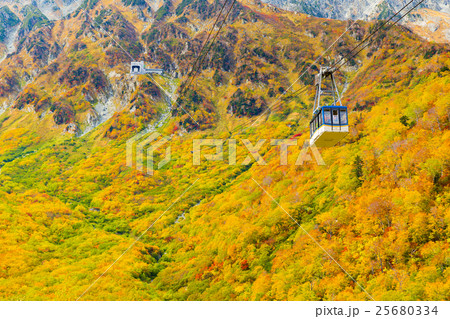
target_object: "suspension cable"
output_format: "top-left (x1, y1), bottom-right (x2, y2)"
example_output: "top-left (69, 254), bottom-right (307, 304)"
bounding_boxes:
top-left (334, 0), bottom-right (425, 70)
top-left (180, 0), bottom-right (238, 96)
top-left (230, 0), bottom-right (426, 136)
top-left (179, 0), bottom-right (233, 94)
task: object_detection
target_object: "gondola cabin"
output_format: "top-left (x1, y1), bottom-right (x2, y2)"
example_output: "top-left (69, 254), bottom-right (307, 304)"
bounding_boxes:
top-left (309, 106), bottom-right (348, 147)
top-left (309, 66), bottom-right (349, 147)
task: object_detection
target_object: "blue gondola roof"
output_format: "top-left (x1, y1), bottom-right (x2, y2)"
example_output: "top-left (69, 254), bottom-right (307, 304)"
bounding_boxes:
top-left (313, 105), bottom-right (347, 116)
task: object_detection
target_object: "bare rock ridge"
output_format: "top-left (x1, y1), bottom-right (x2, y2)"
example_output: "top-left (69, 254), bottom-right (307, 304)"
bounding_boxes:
top-left (3, 0), bottom-right (449, 22)
top-left (0, 0), bottom-right (80, 20)
top-left (405, 8), bottom-right (450, 43)
top-left (2, 1), bottom-right (449, 42)
top-left (0, 5), bottom-right (19, 43)
top-left (0, 5), bottom-right (20, 59)
top-left (261, 0), bottom-right (450, 43)
top-left (262, 0), bottom-right (449, 20)
top-left (0, 3), bottom-right (52, 59)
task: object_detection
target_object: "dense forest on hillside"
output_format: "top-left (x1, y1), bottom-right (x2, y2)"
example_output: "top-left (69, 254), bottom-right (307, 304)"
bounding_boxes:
top-left (0, 0), bottom-right (449, 300)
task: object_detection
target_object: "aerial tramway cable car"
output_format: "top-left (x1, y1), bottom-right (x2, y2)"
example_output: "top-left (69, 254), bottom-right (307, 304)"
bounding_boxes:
top-left (309, 66), bottom-right (348, 147)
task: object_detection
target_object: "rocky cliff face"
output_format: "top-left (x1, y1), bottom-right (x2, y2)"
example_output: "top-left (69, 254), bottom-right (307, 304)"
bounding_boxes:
top-left (261, 0), bottom-right (450, 43)
top-left (0, 0), bottom-right (80, 20)
top-left (262, 0), bottom-right (449, 20)
top-left (0, 3), bottom-right (54, 60)
top-left (0, 6), bottom-right (20, 59)
top-left (404, 8), bottom-right (450, 43)
top-left (3, 0), bottom-right (449, 22)
top-left (0, 5), bottom-right (19, 42)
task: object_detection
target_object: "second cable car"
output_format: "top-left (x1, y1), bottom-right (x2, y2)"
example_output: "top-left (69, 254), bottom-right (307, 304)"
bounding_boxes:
top-left (309, 67), bottom-right (348, 147)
